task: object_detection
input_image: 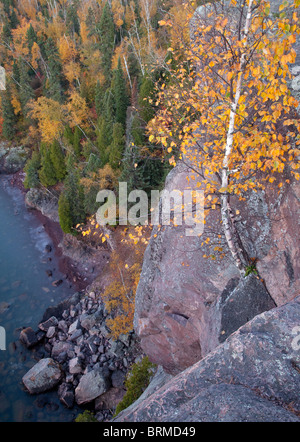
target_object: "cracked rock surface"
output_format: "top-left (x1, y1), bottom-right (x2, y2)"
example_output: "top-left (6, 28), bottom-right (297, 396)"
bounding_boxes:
top-left (116, 296), bottom-right (300, 422)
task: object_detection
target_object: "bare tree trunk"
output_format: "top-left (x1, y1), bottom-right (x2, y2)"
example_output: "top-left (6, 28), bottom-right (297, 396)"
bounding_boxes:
top-left (221, 0), bottom-right (254, 274)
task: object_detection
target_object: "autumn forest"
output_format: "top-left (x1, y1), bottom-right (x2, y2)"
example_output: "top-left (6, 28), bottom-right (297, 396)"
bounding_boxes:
top-left (0, 0), bottom-right (187, 234)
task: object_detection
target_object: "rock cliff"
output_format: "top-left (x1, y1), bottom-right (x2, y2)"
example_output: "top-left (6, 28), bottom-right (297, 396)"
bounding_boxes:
top-left (134, 161), bottom-right (300, 374)
top-left (116, 295), bottom-right (300, 422)
top-left (133, 0), bottom-right (300, 376)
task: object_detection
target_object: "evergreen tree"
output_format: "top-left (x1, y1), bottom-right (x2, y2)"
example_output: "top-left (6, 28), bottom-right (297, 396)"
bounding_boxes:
top-left (138, 76), bottom-right (156, 123)
top-left (2, 86), bottom-right (16, 140)
top-left (12, 60), bottom-right (20, 85)
top-left (109, 122), bottom-right (125, 170)
top-left (98, 2), bottom-right (115, 86)
top-left (112, 57), bottom-right (129, 127)
top-left (58, 192), bottom-right (73, 234)
top-left (19, 60), bottom-right (35, 118)
top-left (96, 88), bottom-right (115, 165)
top-left (38, 144), bottom-right (58, 187)
top-left (50, 139), bottom-right (66, 181)
top-left (119, 143), bottom-right (145, 194)
top-left (64, 162), bottom-right (85, 226)
top-left (73, 126), bottom-right (81, 157)
top-left (63, 125), bottom-right (74, 146)
top-left (131, 113), bottom-right (145, 147)
top-left (44, 38), bottom-right (65, 103)
top-left (24, 150), bottom-right (41, 189)
top-left (2, 18), bottom-right (12, 41)
top-left (97, 116), bottom-right (111, 166)
top-left (95, 80), bottom-right (104, 118)
top-left (66, 2), bottom-right (80, 36)
top-left (26, 23), bottom-right (37, 51)
top-left (85, 152), bottom-right (102, 174)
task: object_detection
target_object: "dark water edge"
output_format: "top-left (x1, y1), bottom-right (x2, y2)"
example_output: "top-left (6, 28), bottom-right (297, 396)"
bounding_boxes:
top-left (0, 176), bottom-right (84, 422)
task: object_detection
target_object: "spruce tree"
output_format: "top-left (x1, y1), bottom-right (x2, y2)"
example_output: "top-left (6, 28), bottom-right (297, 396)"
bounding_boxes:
top-left (138, 75), bottom-right (156, 123)
top-left (38, 144), bottom-right (58, 187)
top-left (58, 192), bottom-right (73, 234)
top-left (44, 38), bottom-right (65, 103)
top-left (19, 60), bottom-right (35, 118)
top-left (66, 2), bottom-right (80, 36)
top-left (119, 143), bottom-right (145, 194)
top-left (97, 116), bottom-right (111, 166)
top-left (24, 150), bottom-right (41, 189)
top-left (26, 23), bottom-right (37, 51)
top-left (50, 140), bottom-right (66, 181)
top-left (109, 122), bottom-right (125, 170)
top-left (85, 152), bottom-right (102, 174)
top-left (112, 57), bottom-right (129, 127)
top-left (64, 161), bottom-right (85, 226)
top-left (98, 2), bottom-right (115, 86)
top-left (63, 125), bottom-right (74, 146)
top-left (73, 126), bottom-right (81, 157)
top-left (95, 80), bottom-right (103, 118)
top-left (2, 86), bottom-right (16, 140)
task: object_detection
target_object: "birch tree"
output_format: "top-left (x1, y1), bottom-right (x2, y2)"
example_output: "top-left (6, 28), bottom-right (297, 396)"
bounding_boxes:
top-left (149, 0), bottom-right (300, 274)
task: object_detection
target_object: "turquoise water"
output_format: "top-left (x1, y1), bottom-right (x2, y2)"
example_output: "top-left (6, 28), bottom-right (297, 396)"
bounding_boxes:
top-left (0, 176), bottom-right (79, 421)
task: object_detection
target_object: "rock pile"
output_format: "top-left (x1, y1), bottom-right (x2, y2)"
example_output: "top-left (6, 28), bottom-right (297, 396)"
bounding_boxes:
top-left (21, 291), bottom-right (142, 421)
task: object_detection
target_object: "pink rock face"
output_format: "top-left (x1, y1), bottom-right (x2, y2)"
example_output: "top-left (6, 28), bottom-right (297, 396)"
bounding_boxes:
top-left (134, 163), bottom-right (300, 374)
top-left (256, 182), bottom-right (300, 306)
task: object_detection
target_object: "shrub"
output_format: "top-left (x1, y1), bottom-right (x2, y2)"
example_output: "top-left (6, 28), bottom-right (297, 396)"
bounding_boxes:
top-left (114, 356), bottom-right (156, 417)
top-left (74, 410), bottom-right (98, 422)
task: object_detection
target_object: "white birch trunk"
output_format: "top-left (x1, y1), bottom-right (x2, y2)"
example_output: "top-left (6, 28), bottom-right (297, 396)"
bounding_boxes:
top-left (221, 0), bottom-right (254, 274)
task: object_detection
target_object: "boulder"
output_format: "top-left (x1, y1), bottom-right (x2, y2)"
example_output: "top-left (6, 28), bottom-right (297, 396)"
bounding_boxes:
top-left (22, 358), bottom-right (63, 394)
top-left (19, 327), bottom-right (39, 348)
top-left (68, 357), bottom-right (82, 375)
top-left (51, 341), bottom-right (74, 359)
top-left (75, 368), bottom-right (111, 405)
top-left (115, 296), bottom-right (300, 422)
top-left (95, 387), bottom-right (126, 411)
top-left (58, 383), bottom-right (75, 409)
top-left (39, 316), bottom-right (58, 332)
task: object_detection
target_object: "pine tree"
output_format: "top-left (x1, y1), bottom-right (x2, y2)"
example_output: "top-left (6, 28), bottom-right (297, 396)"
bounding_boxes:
top-left (109, 122), bottom-right (125, 170)
top-left (50, 139), bottom-right (66, 181)
top-left (24, 150), bottom-right (41, 189)
top-left (2, 86), bottom-right (16, 140)
top-left (58, 192), bottom-right (73, 234)
top-left (112, 57), bottom-right (129, 127)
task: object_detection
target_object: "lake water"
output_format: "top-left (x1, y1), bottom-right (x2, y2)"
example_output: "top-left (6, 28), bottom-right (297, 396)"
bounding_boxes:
top-left (0, 176), bottom-right (80, 422)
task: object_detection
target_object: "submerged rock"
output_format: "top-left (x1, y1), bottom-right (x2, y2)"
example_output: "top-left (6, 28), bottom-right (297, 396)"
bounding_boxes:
top-left (19, 327), bottom-right (39, 348)
top-left (22, 358), bottom-right (63, 394)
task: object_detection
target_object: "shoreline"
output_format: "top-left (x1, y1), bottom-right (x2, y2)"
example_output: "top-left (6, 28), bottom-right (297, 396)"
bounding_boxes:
top-left (4, 170), bottom-right (97, 294)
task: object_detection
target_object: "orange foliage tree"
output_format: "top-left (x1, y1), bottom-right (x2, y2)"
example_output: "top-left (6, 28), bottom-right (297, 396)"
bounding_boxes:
top-left (102, 249), bottom-right (143, 340)
top-left (149, 0), bottom-right (300, 274)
